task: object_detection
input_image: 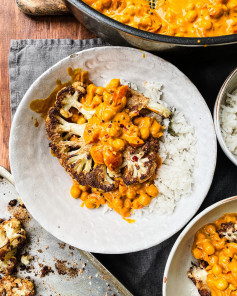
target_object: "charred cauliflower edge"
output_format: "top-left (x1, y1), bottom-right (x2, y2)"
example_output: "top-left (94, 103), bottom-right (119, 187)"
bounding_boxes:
top-left (0, 275), bottom-right (35, 296)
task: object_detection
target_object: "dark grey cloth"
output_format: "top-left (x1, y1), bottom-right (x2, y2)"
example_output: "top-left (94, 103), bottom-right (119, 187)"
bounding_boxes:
top-left (9, 39), bottom-right (237, 296)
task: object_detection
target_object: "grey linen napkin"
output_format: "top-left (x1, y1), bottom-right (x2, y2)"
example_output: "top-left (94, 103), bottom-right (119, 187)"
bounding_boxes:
top-left (9, 39), bottom-right (237, 296)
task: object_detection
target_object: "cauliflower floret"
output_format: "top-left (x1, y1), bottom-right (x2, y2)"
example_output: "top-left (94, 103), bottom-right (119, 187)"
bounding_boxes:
top-left (46, 107), bottom-right (86, 143)
top-left (126, 88), bottom-right (171, 118)
top-left (188, 265), bottom-right (211, 296)
top-left (122, 138), bottom-right (159, 185)
top-left (86, 165), bottom-right (116, 192)
top-left (0, 218), bottom-right (26, 275)
top-left (56, 85), bottom-right (95, 120)
top-left (0, 275), bottom-right (35, 296)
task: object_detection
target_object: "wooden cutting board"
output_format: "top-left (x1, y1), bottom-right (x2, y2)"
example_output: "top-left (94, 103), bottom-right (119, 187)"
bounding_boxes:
top-left (16, 0), bottom-right (70, 15)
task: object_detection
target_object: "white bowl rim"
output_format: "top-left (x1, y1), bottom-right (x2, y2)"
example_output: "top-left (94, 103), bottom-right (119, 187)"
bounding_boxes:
top-left (214, 67), bottom-right (237, 167)
top-left (163, 195), bottom-right (237, 295)
top-left (9, 46), bottom-right (217, 254)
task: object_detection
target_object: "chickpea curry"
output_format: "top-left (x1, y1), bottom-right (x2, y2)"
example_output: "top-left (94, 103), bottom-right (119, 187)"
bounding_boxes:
top-left (42, 69), bottom-right (171, 220)
top-left (189, 213), bottom-right (237, 296)
top-left (83, 0), bottom-right (237, 37)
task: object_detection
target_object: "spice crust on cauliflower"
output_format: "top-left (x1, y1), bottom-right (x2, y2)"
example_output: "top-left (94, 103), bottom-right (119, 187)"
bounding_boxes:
top-left (122, 138), bottom-right (159, 185)
top-left (0, 218), bottom-right (26, 275)
top-left (0, 275), bottom-right (35, 296)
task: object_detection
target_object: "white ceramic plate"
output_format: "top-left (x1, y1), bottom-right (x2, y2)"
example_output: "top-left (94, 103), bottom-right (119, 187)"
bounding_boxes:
top-left (9, 47), bottom-right (216, 254)
top-left (163, 195), bottom-right (237, 296)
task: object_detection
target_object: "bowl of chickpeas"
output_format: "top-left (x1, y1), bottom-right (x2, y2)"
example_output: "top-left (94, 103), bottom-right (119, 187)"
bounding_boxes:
top-left (163, 195), bottom-right (237, 296)
top-left (66, 0), bottom-right (237, 51)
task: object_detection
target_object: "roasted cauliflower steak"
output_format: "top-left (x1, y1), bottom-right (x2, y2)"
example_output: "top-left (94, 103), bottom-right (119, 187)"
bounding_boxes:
top-left (46, 85), bottom-right (118, 192)
top-left (46, 81), bottom-right (167, 192)
top-left (0, 275), bottom-right (35, 296)
top-left (0, 218), bottom-right (26, 275)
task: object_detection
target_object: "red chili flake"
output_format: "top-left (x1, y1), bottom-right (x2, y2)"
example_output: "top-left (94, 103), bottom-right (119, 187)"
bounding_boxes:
top-left (120, 124), bottom-right (128, 131)
top-left (105, 134), bottom-right (109, 139)
top-left (132, 156), bottom-right (138, 162)
top-left (108, 124), bottom-right (112, 128)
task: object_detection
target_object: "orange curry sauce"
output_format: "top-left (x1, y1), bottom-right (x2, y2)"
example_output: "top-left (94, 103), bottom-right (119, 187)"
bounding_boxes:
top-left (192, 213), bottom-right (237, 295)
top-left (69, 77), bottom-right (163, 219)
top-left (83, 0), bottom-right (237, 37)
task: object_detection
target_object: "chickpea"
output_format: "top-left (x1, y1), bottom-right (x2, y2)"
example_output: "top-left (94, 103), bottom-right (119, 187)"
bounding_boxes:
top-left (138, 193), bottom-right (151, 206)
top-left (109, 126), bottom-right (121, 137)
top-left (102, 109), bottom-right (114, 121)
top-left (113, 198), bottom-right (123, 208)
top-left (201, 19), bottom-right (213, 30)
top-left (92, 1), bottom-right (103, 12)
top-left (96, 86), bottom-right (104, 96)
top-left (185, 10), bottom-right (198, 23)
top-left (139, 16), bottom-right (152, 28)
top-left (85, 197), bottom-right (97, 209)
top-left (101, 0), bottom-right (111, 8)
top-left (103, 91), bottom-right (112, 103)
top-left (212, 264), bottom-right (222, 276)
top-left (132, 198), bottom-right (141, 209)
top-left (165, 10), bottom-right (176, 22)
top-left (70, 185), bottom-right (81, 199)
top-left (150, 120), bottom-right (162, 137)
top-left (146, 184), bottom-right (159, 197)
top-left (124, 199), bottom-right (132, 209)
top-left (209, 5), bottom-right (224, 18)
top-left (185, 3), bottom-right (195, 11)
top-left (229, 261), bottom-right (237, 273)
top-left (205, 224), bottom-right (216, 234)
top-left (124, 5), bottom-right (135, 16)
top-left (79, 184), bottom-right (90, 191)
top-left (203, 242), bottom-right (215, 255)
top-left (80, 192), bottom-right (89, 201)
top-left (215, 278), bottom-right (228, 291)
top-left (119, 184), bottom-right (127, 196)
top-left (192, 248), bottom-right (202, 259)
top-left (92, 95), bottom-right (102, 106)
top-left (140, 127), bottom-right (150, 140)
top-left (118, 15), bottom-right (131, 24)
top-left (127, 188), bottom-right (137, 199)
top-left (113, 139), bottom-right (125, 151)
top-left (77, 116), bottom-right (87, 124)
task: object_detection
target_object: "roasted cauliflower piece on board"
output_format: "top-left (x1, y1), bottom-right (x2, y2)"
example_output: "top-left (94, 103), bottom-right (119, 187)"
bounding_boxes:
top-left (0, 275), bottom-right (35, 296)
top-left (0, 218), bottom-right (26, 275)
top-left (188, 265), bottom-right (211, 296)
top-left (122, 138), bottom-right (159, 185)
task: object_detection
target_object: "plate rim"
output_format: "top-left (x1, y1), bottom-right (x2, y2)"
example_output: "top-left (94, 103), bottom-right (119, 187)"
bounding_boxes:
top-left (9, 46), bottom-right (217, 254)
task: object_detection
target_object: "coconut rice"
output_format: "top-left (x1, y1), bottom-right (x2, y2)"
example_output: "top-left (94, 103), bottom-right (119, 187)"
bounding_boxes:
top-left (220, 89), bottom-right (237, 157)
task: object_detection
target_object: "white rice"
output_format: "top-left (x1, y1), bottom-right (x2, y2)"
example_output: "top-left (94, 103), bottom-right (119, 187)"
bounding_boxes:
top-left (135, 81), bottom-right (197, 215)
top-left (220, 90), bottom-right (237, 157)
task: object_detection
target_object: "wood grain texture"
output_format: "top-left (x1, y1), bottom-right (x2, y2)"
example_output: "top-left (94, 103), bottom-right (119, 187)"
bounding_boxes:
top-left (16, 0), bottom-right (70, 15)
top-left (0, 0), bottom-right (95, 171)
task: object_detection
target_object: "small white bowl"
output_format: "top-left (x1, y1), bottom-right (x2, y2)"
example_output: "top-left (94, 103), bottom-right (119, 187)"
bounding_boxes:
top-left (163, 195), bottom-right (237, 296)
top-left (214, 67), bottom-right (237, 166)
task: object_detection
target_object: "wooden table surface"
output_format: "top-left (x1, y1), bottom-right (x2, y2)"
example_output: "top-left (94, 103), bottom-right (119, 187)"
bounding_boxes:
top-left (0, 0), bottom-right (95, 171)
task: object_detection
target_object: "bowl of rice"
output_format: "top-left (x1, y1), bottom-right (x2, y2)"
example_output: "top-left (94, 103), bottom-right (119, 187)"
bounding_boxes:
top-left (214, 68), bottom-right (237, 167)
